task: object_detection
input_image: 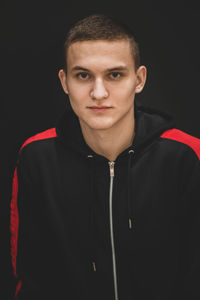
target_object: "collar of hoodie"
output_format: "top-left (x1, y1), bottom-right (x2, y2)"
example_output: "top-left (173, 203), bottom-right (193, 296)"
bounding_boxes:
top-left (55, 100), bottom-right (175, 271)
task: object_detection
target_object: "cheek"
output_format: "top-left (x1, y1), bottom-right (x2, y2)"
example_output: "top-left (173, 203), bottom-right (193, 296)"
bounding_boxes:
top-left (111, 79), bottom-right (136, 96)
top-left (111, 87), bottom-right (135, 106)
top-left (67, 89), bottom-right (83, 102)
top-left (68, 82), bottom-right (90, 101)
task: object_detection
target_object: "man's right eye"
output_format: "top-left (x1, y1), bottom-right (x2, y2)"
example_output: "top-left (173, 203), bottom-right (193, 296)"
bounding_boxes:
top-left (76, 72), bottom-right (89, 80)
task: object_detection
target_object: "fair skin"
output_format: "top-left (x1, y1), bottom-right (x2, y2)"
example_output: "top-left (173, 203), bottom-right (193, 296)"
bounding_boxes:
top-left (58, 39), bottom-right (147, 161)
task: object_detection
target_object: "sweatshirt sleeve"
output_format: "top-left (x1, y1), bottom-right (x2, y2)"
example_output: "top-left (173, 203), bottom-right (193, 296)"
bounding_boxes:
top-left (10, 152), bottom-right (44, 300)
top-left (181, 159), bottom-right (200, 299)
top-left (10, 159), bottom-right (22, 299)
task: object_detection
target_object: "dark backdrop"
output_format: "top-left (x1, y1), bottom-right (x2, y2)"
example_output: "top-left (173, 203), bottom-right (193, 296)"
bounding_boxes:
top-left (1, 1), bottom-right (200, 298)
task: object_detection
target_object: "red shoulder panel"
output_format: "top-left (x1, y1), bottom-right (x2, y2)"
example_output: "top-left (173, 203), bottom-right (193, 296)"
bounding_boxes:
top-left (20, 127), bottom-right (57, 152)
top-left (161, 128), bottom-right (200, 160)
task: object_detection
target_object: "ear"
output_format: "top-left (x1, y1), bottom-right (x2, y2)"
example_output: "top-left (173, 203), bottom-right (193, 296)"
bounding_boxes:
top-left (135, 65), bottom-right (147, 94)
top-left (58, 69), bottom-right (69, 94)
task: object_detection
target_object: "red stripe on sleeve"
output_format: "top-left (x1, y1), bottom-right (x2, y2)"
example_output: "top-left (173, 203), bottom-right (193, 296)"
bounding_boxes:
top-left (14, 280), bottom-right (22, 299)
top-left (10, 165), bottom-right (22, 298)
top-left (10, 166), bottom-right (19, 278)
top-left (161, 128), bottom-right (200, 160)
top-left (20, 127), bottom-right (57, 152)
top-left (10, 127), bottom-right (57, 298)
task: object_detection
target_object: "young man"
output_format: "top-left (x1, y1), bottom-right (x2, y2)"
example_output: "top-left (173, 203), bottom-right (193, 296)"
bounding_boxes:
top-left (10, 14), bottom-right (200, 300)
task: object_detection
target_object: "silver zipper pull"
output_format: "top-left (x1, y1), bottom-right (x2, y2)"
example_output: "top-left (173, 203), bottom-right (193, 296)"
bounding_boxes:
top-left (129, 218), bottom-right (132, 229)
top-left (92, 261), bottom-right (96, 272)
top-left (108, 161), bottom-right (115, 177)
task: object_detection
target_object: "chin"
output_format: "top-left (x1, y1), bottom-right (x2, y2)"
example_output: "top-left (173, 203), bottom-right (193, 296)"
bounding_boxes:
top-left (90, 118), bottom-right (116, 130)
top-left (90, 125), bottom-right (113, 131)
top-left (83, 119), bottom-right (115, 131)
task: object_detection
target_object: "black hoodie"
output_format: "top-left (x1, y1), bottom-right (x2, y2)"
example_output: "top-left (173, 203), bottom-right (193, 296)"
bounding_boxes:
top-left (10, 101), bottom-right (200, 300)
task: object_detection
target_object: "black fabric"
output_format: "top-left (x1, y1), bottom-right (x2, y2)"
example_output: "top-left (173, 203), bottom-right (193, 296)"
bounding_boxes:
top-left (13, 101), bottom-right (200, 299)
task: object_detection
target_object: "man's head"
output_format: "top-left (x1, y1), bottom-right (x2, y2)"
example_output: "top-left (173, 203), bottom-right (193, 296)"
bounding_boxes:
top-left (58, 14), bottom-right (147, 133)
top-left (63, 14), bottom-right (140, 73)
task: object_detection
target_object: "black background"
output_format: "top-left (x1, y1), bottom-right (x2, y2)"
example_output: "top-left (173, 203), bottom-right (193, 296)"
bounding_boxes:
top-left (1, 0), bottom-right (200, 298)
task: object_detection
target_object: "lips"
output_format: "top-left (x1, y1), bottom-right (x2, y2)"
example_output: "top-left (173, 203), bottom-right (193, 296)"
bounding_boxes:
top-left (89, 106), bottom-right (111, 112)
top-left (89, 106), bottom-right (111, 109)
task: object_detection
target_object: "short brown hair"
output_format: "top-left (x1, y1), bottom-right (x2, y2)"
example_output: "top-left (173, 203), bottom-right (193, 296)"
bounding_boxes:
top-left (63, 14), bottom-right (140, 72)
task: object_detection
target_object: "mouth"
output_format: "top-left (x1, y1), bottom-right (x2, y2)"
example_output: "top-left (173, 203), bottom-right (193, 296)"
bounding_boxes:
top-left (88, 106), bottom-right (112, 112)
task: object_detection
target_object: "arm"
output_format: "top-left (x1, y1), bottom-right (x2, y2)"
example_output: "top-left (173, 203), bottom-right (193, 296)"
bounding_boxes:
top-left (10, 153), bottom-right (44, 300)
top-left (181, 160), bottom-right (200, 299)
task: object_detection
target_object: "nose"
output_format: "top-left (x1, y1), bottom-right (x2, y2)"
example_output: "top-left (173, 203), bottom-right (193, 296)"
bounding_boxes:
top-left (90, 78), bottom-right (109, 100)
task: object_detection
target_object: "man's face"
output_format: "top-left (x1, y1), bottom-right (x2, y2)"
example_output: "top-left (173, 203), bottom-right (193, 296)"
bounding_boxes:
top-left (58, 39), bottom-right (146, 132)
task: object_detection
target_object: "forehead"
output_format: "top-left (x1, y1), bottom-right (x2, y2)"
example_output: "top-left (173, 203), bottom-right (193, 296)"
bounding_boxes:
top-left (66, 40), bottom-right (135, 71)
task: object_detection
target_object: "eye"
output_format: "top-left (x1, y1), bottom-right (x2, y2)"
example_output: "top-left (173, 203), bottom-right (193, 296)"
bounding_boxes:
top-left (76, 72), bottom-right (89, 80)
top-left (109, 72), bottom-right (122, 79)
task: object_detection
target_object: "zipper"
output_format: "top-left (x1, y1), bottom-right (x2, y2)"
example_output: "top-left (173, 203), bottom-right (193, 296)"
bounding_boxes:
top-left (108, 161), bottom-right (119, 300)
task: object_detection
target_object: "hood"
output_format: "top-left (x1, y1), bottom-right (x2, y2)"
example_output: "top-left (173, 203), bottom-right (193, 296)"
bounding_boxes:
top-left (55, 100), bottom-right (175, 272)
top-left (55, 100), bottom-right (175, 160)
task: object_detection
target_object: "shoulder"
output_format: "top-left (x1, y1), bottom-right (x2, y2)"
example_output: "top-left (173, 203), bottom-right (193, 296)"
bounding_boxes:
top-left (15, 128), bottom-right (58, 175)
top-left (19, 128), bottom-right (57, 153)
top-left (160, 128), bottom-right (200, 160)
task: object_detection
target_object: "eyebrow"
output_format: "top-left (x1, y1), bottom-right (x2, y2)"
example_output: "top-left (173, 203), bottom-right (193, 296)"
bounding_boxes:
top-left (71, 66), bottom-right (129, 72)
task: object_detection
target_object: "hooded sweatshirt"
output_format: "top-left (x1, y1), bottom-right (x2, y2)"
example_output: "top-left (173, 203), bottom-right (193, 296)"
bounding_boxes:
top-left (10, 101), bottom-right (200, 300)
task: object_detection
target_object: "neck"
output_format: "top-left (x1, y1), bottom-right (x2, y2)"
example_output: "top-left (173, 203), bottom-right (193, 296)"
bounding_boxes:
top-left (79, 106), bottom-right (135, 162)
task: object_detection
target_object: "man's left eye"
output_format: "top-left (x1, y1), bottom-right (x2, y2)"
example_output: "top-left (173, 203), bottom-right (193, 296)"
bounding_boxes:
top-left (110, 72), bottom-right (121, 79)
